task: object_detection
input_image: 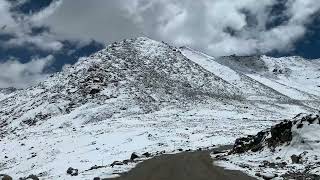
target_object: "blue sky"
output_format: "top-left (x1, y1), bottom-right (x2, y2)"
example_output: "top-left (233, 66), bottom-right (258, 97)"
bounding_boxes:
top-left (293, 15), bottom-right (320, 59)
top-left (0, 0), bottom-right (319, 88)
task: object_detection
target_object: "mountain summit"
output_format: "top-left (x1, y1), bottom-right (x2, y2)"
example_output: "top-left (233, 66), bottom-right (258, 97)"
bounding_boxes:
top-left (0, 37), bottom-right (319, 179)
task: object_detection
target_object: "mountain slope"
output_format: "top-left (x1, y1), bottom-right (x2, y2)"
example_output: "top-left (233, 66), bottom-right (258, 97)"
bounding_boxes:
top-left (181, 47), bottom-right (320, 107)
top-left (1, 37), bottom-right (242, 137)
top-left (0, 37), bottom-right (319, 179)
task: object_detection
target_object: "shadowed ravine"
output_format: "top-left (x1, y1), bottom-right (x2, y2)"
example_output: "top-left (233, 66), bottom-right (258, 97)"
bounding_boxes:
top-left (106, 147), bottom-right (256, 180)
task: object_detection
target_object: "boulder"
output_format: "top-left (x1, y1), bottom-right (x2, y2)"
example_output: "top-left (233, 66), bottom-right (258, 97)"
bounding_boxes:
top-left (268, 120), bottom-right (293, 147)
top-left (142, 152), bottom-right (151, 157)
top-left (89, 88), bottom-right (100, 95)
top-left (111, 161), bottom-right (124, 167)
top-left (66, 167), bottom-right (79, 176)
top-left (23, 175), bottom-right (39, 180)
top-left (130, 153), bottom-right (139, 161)
top-left (291, 154), bottom-right (302, 164)
top-left (0, 175), bottom-right (12, 180)
top-left (122, 159), bottom-right (130, 164)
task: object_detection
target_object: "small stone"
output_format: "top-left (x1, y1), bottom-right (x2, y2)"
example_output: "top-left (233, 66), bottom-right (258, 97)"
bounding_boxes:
top-left (142, 152), bottom-right (151, 157)
top-left (89, 88), bottom-right (100, 95)
top-left (278, 162), bottom-right (287, 168)
top-left (111, 161), bottom-right (123, 167)
top-left (297, 123), bottom-right (303, 129)
top-left (66, 167), bottom-right (73, 174)
top-left (212, 150), bottom-right (224, 154)
top-left (122, 159), bottom-right (130, 164)
top-left (0, 175), bottom-right (13, 180)
top-left (261, 172), bottom-right (276, 180)
top-left (89, 165), bottom-right (104, 170)
top-left (269, 162), bottom-right (276, 168)
top-left (93, 177), bottom-right (100, 180)
top-left (291, 154), bottom-right (301, 164)
top-left (130, 153), bottom-right (139, 161)
top-left (66, 167), bottom-right (79, 176)
top-left (26, 174), bottom-right (39, 180)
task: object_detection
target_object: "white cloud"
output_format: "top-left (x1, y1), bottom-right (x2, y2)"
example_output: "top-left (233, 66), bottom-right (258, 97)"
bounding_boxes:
top-left (118, 0), bottom-right (320, 56)
top-left (5, 32), bottom-right (63, 51)
top-left (1, 0), bottom-right (319, 88)
top-left (0, 0), bottom-right (64, 51)
top-left (288, 0), bottom-right (320, 24)
top-left (45, 0), bottom-right (319, 56)
top-left (2, 0), bottom-right (319, 56)
top-left (0, 0), bottom-right (18, 30)
top-left (30, 0), bottom-right (63, 22)
top-left (0, 55), bottom-right (54, 88)
top-left (43, 0), bottom-right (142, 43)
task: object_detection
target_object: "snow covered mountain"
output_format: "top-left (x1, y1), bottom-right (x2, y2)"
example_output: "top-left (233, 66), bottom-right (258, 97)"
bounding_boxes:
top-left (0, 37), bottom-right (319, 179)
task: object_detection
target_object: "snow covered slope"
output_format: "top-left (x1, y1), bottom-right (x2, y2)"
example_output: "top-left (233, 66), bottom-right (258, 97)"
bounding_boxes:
top-left (181, 47), bottom-right (320, 106)
top-left (215, 113), bottom-right (320, 179)
top-left (0, 37), bottom-right (319, 179)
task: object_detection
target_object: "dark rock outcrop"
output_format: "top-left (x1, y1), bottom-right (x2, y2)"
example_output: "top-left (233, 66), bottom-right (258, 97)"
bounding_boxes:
top-left (231, 130), bottom-right (268, 154)
top-left (66, 167), bottom-right (79, 176)
top-left (267, 120), bottom-right (293, 147)
top-left (230, 114), bottom-right (319, 154)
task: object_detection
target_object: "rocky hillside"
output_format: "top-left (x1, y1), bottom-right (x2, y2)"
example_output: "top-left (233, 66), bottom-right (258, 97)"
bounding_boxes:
top-left (215, 113), bottom-right (320, 180)
top-left (0, 37), bottom-right (240, 137)
top-left (0, 37), bottom-right (319, 179)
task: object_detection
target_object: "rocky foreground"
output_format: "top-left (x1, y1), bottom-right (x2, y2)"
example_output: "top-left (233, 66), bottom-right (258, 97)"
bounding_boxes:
top-left (214, 113), bottom-right (320, 180)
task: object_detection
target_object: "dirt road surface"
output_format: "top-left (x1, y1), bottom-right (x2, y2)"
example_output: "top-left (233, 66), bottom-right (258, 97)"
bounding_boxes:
top-left (106, 147), bottom-right (256, 180)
